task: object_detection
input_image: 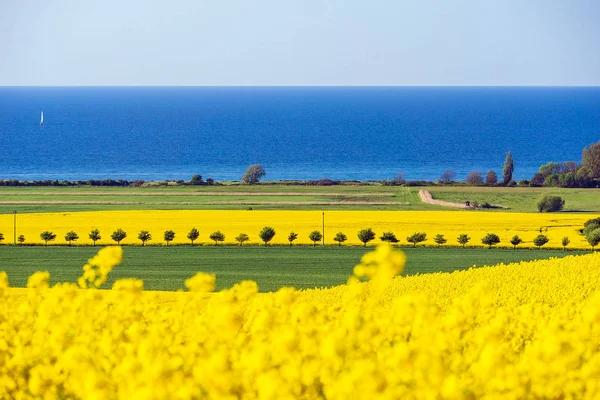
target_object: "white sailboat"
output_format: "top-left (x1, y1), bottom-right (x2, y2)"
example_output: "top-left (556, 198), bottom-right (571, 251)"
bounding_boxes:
top-left (40, 111), bottom-right (44, 125)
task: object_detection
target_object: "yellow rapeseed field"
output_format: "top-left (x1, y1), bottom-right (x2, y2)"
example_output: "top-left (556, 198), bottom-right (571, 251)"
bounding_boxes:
top-left (3, 245), bottom-right (600, 398)
top-left (1, 210), bottom-right (597, 248)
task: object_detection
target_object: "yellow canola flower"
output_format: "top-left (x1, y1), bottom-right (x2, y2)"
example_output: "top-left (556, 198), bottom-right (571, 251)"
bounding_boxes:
top-left (2, 246), bottom-right (600, 398)
top-left (2, 209), bottom-right (598, 248)
top-left (184, 272), bottom-right (216, 292)
top-left (78, 246), bottom-right (123, 288)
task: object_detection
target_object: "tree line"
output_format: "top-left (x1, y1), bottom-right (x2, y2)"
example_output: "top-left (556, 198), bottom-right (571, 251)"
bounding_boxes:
top-left (2, 223), bottom-right (599, 250)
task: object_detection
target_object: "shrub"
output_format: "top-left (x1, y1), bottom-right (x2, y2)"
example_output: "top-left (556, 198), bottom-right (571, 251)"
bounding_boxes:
top-left (40, 231), bottom-right (57, 246)
top-left (357, 228), bottom-right (376, 247)
top-left (533, 234), bottom-right (549, 249)
top-left (65, 231), bottom-right (79, 246)
top-left (510, 235), bottom-right (523, 249)
top-left (380, 232), bottom-right (399, 243)
top-left (434, 234), bottom-right (447, 247)
top-left (89, 229), bottom-right (101, 246)
top-left (138, 231), bottom-right (152, 246)
top-left (457, 234), bottom-right (470, 248)
top-left (111, 229), bottom-right (127, 245)
top-left (309, 231), bottom-right (323, 247)
top-left (164, 230), bottom-right (176, 246)
top-left (334, 232), bottom-right (347, 247)
top-left (482, 233), bottom-right (500, 249)
top-left (235, 233), bottom-right (249, 246)
top-left (259, 227), bottom-right (276, 246)
top-left (287, 232), bottom-right (298, 247)
top-left (209, 231), bottom-right (225, 245)
top-left (18, 235), bottom-right (25, 244)
top-left (187, 228), bottom-right (200, 245)
top-left (537, 195), bottom-right (565, 212)
top-left (0, 233), bottom-right (3, 244)
top-left (407, 232), bottom-right (427, 247)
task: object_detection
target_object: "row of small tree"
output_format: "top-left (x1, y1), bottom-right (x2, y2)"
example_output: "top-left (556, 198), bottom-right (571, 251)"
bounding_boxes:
top-left (2, 227), bottom-right (598, 250)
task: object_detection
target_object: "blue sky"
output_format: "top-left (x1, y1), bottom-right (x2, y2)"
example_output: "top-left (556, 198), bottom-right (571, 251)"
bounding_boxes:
top-left (1, 0), bottom-right (599, 85)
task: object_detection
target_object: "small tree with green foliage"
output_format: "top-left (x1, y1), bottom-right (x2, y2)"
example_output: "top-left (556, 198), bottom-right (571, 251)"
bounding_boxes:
top-left (334, 232), bottom-right (347, 247)
top-left (457, 234), bottom-right (470, 248)
top-left (357, 228), bottom-right (376, 247)
top-left (562, 236), bottom-right (570, 250)
top-left (434, 234), bottom-right (447, 247)
top-left (259, 226), bottom-right (276, 246)
top-left (18, 235), bottom-right (25, 244)
top-left (65, 231), bottom-right (79, 246)
top-left (537, 195), bottom-right (565, 212)
top-left (40, 231), bottom-right (57, 246)
top-left (187, 228), bottom-right (200, 245)
top-left (111, 229), bottom-right (127, 245)
top-left (309, 230), bottom-right (323, 247)
top-left (236, 233), bottom-right (249, 246)
top-left (533, 234), bottom-right (549, 249)
top-left (482, 233), bottom-right (500, 249)
top-left (380, 232), bottom-right (399, 243)
top-left (209, 231), bottom-right (225, 245)
top-left (586, 229), bottom-right (600, 251)
top-left (190, 174), bottom-right (203, 185)
top-left (510, 235), bottom-right (523, 249)
top-left (407, 232), bottom-right (427, 247)
top-left (164, 230), bottom-right (176, 245)
top-left (138, 230), bottom-right (152, 246)
top-left (287, 232), bottom-right (298, 247)
top-left (89, 228), bottom-right (101, 246)
top-left (242, 164), bottom-right (266, 184)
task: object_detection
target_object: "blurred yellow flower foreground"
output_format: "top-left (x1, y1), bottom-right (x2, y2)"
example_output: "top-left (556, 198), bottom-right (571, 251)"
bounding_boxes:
top-left (3, 245), bottom-right (600, 399)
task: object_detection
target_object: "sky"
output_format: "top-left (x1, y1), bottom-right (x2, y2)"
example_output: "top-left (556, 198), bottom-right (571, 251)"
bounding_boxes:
top-left (1, 0), bottom-right (599, 86)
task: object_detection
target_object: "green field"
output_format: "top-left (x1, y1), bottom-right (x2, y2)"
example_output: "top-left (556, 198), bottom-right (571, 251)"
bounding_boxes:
top-left (0, 246), bottom-right (586, 292)
top-left (1, 184), bottom-right (599, 213)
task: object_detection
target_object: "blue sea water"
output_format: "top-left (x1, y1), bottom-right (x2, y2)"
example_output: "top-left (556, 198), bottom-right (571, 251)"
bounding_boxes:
top-left (0, 87), bottom-right (598, 182)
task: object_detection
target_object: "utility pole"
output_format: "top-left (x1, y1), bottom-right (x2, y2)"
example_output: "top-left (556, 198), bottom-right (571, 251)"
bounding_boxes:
top-left (13, 211), bottom-right (17, 245)
top-left (322, 212), bottom-right (325, 246)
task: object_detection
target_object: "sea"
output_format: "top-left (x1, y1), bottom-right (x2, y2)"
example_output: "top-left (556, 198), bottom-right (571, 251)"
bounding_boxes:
top-left (0, 86), bottom-right (598, 182)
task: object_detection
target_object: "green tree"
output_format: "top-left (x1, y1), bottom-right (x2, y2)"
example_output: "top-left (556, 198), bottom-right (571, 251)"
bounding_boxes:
top-left (357, 228), bottom-right (376, 247)
top-left (586, 229), bottom-right (600, 251)
top-left (309, 230), bottom-right (323, 247)
top-left (111, 229), bottom-right (127, 245)
top-left (235, 233), bottom-right (249, 246)
top-left (18, 235), bottom-right (25, 244)
top-left (503, 151), bottom-right (514, 185)
top-left (209, 231), bottom-right (225, 245)
top-left (407, 232), bottom-right (427, 247)
top-left (481, 233), bottom-right (500, 249)
top-left (187, 228), bottom-right (200, 245)
top-left (510, 235), bottom-right (523, 249)
top-left (562, 236), bottom-right (570, 250)
top-left (138, 230), bottom-right (152, 246)
top-left (485, 170), bottom-right (498, 186)
top-left (380, 232), bottom-right (399, 243)
top-left (190, 174), bottom-right (203, 185)
top-left (533, 234), bottom-right (549, 249)
top-left (583, 218), bottom-right (600, 237)
top-left (242, 164), bottom-right (266, 184)
top-left (287, 232), bottom-right (298, 247)
top-left (537, 195), bottom-right (565, 212)
top-left (258, 226), bottom-right (276, 246)
top-left (457, 234), bottom-right (470, 248)
top-left (581, 140), bottom-right (600, 179)
top-left (433, 234), bottom-right (447, 247)
top-left (65, 231), bottom-right (79, 246)
top-left (334, 232), bottom-right (347, 247)
top-left (89, 228), bottom-right (101, 246)
top-left (40, 231), bottom-right (57, 246)
top-left (164, 230), bottom-right (176, 246)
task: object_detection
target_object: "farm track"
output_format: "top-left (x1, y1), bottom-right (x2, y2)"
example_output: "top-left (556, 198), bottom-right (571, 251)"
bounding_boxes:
top-left (419, 190), bottom-right (468, 208)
